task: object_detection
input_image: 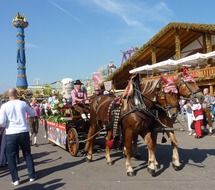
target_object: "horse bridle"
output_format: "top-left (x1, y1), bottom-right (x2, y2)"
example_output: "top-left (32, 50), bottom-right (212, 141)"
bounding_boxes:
top-left (155, 79), bottom-right (178, 117)
top-left (178, 78), bottom-right (202, 99)
top-left (131, 78), bottom-right (178, 118)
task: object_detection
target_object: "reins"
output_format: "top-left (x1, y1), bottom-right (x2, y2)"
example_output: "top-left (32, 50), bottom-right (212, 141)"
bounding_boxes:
top-left (179, 79), bottom-right (202, 99)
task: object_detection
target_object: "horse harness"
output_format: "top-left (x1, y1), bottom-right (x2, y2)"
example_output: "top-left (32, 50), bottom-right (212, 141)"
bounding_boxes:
top-left (179, 78), bottom-right (202, 99)
top-left (120, 78), bottom-right (178, 130)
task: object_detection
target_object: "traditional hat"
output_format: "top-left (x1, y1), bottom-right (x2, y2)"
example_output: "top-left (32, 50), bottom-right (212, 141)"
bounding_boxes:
top-left (74, 79), bottom-right (83, 85)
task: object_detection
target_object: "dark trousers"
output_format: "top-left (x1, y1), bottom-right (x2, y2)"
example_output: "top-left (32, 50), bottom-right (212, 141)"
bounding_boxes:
top-left (5, 132), bottom-right (36, 182)
top-left (73, 103), bottom-right (90, 115)
top-left (29, 117), bottom-right (39, 135)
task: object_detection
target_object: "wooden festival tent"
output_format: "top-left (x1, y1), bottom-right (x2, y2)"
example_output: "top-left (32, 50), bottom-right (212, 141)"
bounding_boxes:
top-left (108, 22), bottom-right (215, 92)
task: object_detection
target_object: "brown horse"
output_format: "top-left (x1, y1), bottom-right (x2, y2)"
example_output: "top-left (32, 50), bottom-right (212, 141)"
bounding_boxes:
top-left (84, 93), bottom-right (117, 161)
top-left (84, 75), bottom-right (179, 176)
top-left (121, 75), bottom-right (179, 176)
top-left (122, 73), bottom-right (204, 176)
top-left (143, 73), bottom-right (205, 175)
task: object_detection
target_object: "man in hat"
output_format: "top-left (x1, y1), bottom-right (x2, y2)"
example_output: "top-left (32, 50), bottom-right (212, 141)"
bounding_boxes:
top-left (71, 80), bottom-right (89, 118)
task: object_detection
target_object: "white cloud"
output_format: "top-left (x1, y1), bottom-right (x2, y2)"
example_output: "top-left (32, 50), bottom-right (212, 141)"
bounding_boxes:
top-left (89, 0), bottom-right (174, 44)
top-left (91, 0), bottom-right (174, 26)
top-left (48, 0), bottom-right (81, 23)
top-left (92, 0), bottom-right (142, 27)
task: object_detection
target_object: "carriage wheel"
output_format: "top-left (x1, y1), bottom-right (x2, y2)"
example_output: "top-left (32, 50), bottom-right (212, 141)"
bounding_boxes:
top-left (67, 128), bottom-right (79, 156)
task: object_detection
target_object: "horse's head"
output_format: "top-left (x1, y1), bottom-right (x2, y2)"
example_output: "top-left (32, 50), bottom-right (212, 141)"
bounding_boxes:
top-left (175, 73), bottom-right (203, 102)
top-left (155, 76), bottom-right (179, 119)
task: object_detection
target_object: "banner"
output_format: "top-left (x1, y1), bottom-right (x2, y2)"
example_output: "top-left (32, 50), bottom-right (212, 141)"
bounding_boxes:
top-left (92, 72), bottom-right (102, 89)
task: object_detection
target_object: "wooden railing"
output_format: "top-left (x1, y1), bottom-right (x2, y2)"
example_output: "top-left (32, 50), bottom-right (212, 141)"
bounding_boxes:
top-left (141, 66), bottom-right (215, 81)
top-left (188, 66), bottom-right (215, 79)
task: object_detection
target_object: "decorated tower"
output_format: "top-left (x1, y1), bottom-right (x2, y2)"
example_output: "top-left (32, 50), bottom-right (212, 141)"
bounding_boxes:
top-left (12, 12), bottom-right (29, 89)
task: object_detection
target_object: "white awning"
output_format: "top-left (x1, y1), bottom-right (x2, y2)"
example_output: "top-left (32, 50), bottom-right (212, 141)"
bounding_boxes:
top-left (129, 59), bottom-right (177, 74)
top-left (129, 64), bottom-right (152, 74)
top-left (204, 51), bottom-right (215, 59)
top-left (176, 52), bottom-right (207, 67)
top-left (129, 52), bottom-right (210, 74)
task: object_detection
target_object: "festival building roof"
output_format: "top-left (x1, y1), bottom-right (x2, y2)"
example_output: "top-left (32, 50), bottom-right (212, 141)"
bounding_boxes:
top-left (108, 22), bottom-right (215, 89)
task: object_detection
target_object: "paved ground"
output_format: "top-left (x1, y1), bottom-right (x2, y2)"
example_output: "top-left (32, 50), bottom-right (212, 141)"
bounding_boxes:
top-left (1, 121), bottom-right (215, 190)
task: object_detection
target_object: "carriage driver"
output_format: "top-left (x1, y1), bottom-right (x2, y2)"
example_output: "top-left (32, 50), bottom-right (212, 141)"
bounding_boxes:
top-left (71, 80), bottom-right (90, 119)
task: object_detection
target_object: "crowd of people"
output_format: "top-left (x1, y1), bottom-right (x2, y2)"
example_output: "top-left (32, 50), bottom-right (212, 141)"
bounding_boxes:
top-left (180, 87), bottom-right (215, 138)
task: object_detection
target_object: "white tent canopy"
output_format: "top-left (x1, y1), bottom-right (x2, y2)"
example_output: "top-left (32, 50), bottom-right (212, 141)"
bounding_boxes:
top-left (204, 51), bottom-right (215, 59)
top-left (129, 64), bottom-right (152, 74)
top-left (129, 51), bottom-right (215, 74)
top-left (176, 52), bottom-right (207, 66)
top-left (129, 59), bottom-right (177, 74)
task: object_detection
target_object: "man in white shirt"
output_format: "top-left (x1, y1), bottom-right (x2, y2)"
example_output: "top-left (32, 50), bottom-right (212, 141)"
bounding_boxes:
top-left (0, 88), bottom-right (36, 186)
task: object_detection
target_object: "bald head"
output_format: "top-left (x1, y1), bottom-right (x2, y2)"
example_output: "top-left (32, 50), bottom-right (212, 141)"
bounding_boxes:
top-left (8, 88), bottom-right (18, 99)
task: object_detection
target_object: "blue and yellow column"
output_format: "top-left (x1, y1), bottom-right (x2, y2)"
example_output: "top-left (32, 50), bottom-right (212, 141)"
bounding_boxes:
top-left (12, 13), bottom-right (29, 89)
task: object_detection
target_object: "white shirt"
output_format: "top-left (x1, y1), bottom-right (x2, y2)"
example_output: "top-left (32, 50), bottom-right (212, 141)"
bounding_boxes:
top-left (0, 99), bottom-right (35, 135)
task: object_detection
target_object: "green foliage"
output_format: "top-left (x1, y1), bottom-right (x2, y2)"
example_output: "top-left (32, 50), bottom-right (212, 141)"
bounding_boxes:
top-left (43, 85), bottom-right (52, 96)
top-left (47, 115), bottom-right (68, 124)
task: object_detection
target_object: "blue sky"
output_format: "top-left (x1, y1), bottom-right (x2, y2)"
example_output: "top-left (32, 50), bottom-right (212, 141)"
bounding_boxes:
top-left (1, 0), bottom-right (215, 93)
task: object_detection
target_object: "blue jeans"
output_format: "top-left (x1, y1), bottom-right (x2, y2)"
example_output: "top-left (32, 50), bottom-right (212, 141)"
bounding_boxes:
top-left (5, 132), bottom-right (36, 182)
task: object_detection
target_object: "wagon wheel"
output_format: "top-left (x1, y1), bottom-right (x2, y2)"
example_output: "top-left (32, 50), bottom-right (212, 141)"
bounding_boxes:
top-left (67, 128), bottom-right (79, 156)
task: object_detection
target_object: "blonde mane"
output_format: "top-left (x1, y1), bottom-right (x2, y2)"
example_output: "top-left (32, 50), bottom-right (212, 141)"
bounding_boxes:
top-left (140, 79), bottom-right (160, 95)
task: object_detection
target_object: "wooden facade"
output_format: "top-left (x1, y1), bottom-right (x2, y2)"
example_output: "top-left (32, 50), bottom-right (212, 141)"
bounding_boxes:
top-left (108, 22), bottom-right (215, 94)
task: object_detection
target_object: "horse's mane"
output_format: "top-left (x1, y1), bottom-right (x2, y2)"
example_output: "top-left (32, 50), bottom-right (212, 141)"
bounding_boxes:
top-left (140, 78), bottom-right (160, 95)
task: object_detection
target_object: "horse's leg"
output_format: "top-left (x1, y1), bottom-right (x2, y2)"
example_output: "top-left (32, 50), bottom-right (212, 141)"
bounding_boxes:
top-left (132, 134), bottom-right (141, 160)
top-left (151, 131), bottom-right (160, 169)
top-left (143, 131), bottom-right (157, 177)
top-left (105, 130), bottom-right (113, 165)
top-left (124, 128), bottom-right (135, 176)
top-left (85, 123), bottom-right (96, 162)
top-left (206, 109), bottom-right (213, 135)
top-left (166, 131), bottom-right (181, 170)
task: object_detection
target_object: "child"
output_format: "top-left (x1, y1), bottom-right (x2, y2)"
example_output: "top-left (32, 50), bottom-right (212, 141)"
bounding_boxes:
top-left (191, 98), bottom-right (204, 138)
top-left (183, 100), bottom-right (194, 135)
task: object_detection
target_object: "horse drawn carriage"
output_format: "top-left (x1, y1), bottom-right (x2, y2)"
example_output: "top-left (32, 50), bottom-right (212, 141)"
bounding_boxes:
top-left (45, 93), bottom-right (106, 157)
top-left (46, 112), bottom-right (90, 157)
top-left (83, 62), bottom-right (210, 176)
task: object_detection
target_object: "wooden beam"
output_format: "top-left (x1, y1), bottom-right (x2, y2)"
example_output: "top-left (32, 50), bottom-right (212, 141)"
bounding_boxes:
top-left (151, 47), bottom-right (156, 64)
top-left (205, 33), bottom-right (212, 53)
top-left (175, 29), bottom-right (181, 60)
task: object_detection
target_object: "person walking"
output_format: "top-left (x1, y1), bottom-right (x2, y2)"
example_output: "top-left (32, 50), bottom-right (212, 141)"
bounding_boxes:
top-left (0, 127), bottom-right (7, 167)
top-left (0, 88), bottom-right (36, 186)
top-left (40, 99), bottom-right (49, 138)
top-left (29, 97), bottom-right (40, 146)
top-left (0, 100), bottom-right (7, 167)
top-left (183, 100), bottom-right (194, 135)
top-left (191, 98), bottom-right (204, 138)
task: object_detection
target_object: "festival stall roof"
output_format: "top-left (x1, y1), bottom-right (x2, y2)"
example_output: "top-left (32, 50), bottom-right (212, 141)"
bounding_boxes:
top-left (108, 22), bottom-right (215, 89)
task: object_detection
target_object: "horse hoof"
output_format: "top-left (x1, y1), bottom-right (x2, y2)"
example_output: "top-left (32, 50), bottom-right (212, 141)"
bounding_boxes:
top-left (172, 163), bottom-right (181, 171)
top-left (85, 157), bottom-right (92, 162)
top-left (107, 161), bottom-right (113, 166)
top-left (156, 164), bottom-right (161, 170)
top-left (127, 171), bottom-right (135, 176)
top-left (147, 167), bottom-right (156, 177)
